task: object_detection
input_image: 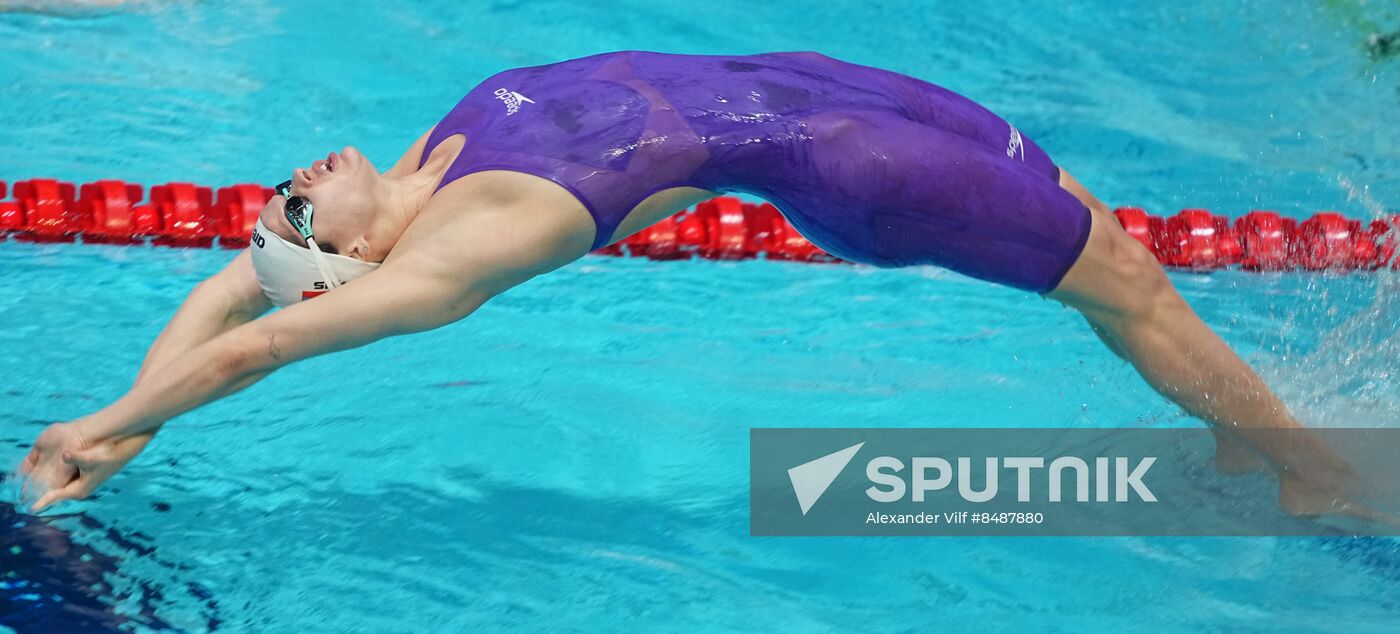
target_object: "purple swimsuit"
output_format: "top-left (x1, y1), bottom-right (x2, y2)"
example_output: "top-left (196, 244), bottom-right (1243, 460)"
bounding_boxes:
top-left (419, 51), bottom-right (1091, 292)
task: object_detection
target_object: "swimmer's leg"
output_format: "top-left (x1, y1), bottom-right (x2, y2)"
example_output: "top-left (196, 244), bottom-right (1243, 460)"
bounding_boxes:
top-left (1081, 313), bottom-right (1254, 478)
top-left (1054, 169), bottom-right (1263, 472)
top-left (1045, 183), bottom-right (1359, 513)
top-left (1082, 315), bottom-right (1127, 361)
top-left (1055, 168), bottom-right (1111, 214)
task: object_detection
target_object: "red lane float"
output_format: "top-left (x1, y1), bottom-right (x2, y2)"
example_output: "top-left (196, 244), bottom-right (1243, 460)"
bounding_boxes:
top-left (0, 180), bottom-right (9, 241)
top-left (77, 180), bottom-right (145, 245)
top-left (745, 202), bottom-right (784, 256)
top-left (621, 213), bottom-right (684, 260)
top-left (1160, 209), bottom-right (1219, 270)
top-left (607, 198), bottom-right (839, 263)
top-left (215, 184), bottom-right (274, 248)
top-left (1236, 210), bottom-right (1289, 271)
top-left (1214, 215), bottom-right (1243, 267)
top-left (149, 183), bottom-right (216, 247)
top-left (698, 197), bottom-right (749, 260)
top-left (1373, 217), bottom-right (1398, 269)
top-left (10, 178), bottom-right (80, 242)
top-left (1113, 207), bottom-right (1152, 252)
top-left (1295, 212), bottom-right (1355, 271)
top-left (0, 178), bottom-right (1396, 272)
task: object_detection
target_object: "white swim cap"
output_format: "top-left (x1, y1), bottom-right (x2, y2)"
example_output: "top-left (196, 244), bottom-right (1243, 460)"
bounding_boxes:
top-left (249, 218), bottom-right (381, 307)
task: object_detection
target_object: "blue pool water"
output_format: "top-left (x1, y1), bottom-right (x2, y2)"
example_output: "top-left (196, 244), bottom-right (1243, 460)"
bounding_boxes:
top-left (2, 0), bottom-right (1400, 631)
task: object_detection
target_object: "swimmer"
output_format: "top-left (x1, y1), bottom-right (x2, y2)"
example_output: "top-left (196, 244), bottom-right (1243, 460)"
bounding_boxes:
top-left (14, 51), bottom-right (1362, 517)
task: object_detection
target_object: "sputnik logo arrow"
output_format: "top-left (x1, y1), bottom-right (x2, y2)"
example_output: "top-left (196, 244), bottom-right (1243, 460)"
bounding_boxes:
top-left (787, 442), bottom-right (864, 515)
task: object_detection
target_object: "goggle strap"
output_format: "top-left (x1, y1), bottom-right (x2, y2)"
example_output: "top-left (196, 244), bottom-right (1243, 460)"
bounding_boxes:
top-left (305, 237), bottom-right (342, 289)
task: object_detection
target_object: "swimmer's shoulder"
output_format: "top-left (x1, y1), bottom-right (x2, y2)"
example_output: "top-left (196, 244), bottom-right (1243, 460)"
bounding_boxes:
top-left (390, 175), bottom-right (596, 288)
top-left (384, 128), bottom-right (435, 179)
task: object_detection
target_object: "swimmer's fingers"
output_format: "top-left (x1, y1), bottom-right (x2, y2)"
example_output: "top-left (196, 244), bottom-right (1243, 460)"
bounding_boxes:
top-left (69, 436), bottom-right (150, 476)
top-left (15, 454), bottom-right (38, 503)
top-left (64, 445), bottom-right (108, 471)
top-left (30, 477), bottom-right (90, 512)
top-left (17, 445), bottom-right (64, 504)
top-left (34, 438), bottom-right (149, 512)
top-left (17, 447), bottom-right (38, 475)
top-left (28, 447), bottom-right (111, 511)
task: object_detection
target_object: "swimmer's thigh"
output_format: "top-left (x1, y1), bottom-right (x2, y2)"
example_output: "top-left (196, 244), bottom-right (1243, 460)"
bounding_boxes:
top-left (772, 111), bottom-right (1091, 292)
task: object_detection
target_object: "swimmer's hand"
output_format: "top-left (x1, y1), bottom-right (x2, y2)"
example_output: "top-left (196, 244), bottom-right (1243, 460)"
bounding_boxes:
top-left (17, 421), bottom-right (152, 512)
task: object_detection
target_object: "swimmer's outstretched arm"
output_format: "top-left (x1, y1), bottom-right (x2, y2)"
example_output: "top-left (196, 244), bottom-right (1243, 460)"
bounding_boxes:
top-left (134, 251), bottom-right (273, 386)
top-left (19, 196), bottom-right (595, 510)
top-left (50, 251), bottom-right (277, 490)
top-left (21, 258), bottom-right (492, 510)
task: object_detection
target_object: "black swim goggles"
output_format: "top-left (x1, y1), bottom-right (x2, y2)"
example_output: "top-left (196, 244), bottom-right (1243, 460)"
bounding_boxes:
top-left (273, 179), bottom-right (342, 289)
top-left (274, 180), bottom-right (317, 247)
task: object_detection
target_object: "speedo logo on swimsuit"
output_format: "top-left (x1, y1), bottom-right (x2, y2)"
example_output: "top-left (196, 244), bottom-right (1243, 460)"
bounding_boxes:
top-left (493, 87), bottom-right (535, 116)
top-left (1006, 126), bottom-right (1025, 161)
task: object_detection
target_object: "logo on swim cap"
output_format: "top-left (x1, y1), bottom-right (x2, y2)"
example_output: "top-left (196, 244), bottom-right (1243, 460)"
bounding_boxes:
top-left (248, 218), bottom-right (381, 308)
top-left (494, 87), bottom-right (535, 116)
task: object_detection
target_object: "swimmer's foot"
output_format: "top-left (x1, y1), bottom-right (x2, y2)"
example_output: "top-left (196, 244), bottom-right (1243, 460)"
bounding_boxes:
top-left (1277, 469), bottom-right (1400, 532)
top-left (1279, 473), bottom-right (1355, 517)
top-left (1211, 429), bottom-right (1270, 475)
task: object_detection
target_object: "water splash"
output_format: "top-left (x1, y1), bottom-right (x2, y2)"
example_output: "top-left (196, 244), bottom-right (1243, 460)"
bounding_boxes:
top-left (1272, 175), bottom-right (1397, 428)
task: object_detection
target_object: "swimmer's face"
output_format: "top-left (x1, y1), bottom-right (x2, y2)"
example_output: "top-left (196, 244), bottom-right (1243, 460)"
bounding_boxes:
top-left (259, 145), bottom-right (380, 260)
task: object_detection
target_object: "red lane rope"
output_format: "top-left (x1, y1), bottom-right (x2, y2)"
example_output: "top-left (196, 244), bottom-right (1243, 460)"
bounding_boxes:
top-left (1, 177), bottom-right (1395, 272)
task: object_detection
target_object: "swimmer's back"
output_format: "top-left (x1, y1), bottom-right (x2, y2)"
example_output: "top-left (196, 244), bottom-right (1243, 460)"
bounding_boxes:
top-left (419, 52), bottom-right (1044, 237)
top-left (417, 52), bottom-right (1086, 294)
